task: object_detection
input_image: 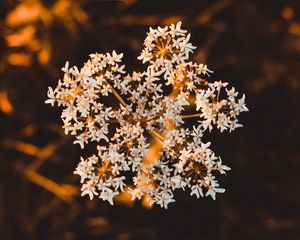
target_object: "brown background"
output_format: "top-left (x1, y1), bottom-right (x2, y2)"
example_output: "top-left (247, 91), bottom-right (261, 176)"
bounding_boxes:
top-left (1, 0), bottom-right (300, 239)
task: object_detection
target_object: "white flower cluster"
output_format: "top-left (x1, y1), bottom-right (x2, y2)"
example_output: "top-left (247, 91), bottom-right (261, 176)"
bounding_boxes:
top-left (46, 22), bottom-right (248, 209)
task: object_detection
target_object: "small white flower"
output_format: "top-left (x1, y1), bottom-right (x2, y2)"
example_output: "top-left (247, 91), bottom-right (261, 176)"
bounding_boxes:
top-left (45, 87), bottom-right (55, 106)
top-left (81, 177), bottom-right (99, 200)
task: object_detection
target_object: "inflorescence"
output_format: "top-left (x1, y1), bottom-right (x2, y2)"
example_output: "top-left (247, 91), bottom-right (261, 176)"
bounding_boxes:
top-left (46, 22), bottom-right (248, 208)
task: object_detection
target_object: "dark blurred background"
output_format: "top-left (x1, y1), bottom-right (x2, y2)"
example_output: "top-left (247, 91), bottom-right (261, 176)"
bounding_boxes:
top-left (1, 0), bottom-right (300, 239)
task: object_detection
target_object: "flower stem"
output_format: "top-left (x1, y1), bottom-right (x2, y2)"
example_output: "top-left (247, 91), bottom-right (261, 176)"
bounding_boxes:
top-left (106, 82), bottom-right (127, 107)
top-left (149, 129), bottom-right (164, 142)
top-left (139, 112), bottom-right (162, 122)
top-left (181, 113), bottom-right (201, 119)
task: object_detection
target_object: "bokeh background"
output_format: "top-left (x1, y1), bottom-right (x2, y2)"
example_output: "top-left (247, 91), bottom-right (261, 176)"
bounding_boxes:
top-left (1, 0), bottom-right (300, 239)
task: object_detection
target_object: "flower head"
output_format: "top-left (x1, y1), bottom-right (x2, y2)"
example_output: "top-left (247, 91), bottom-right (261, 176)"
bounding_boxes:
top-left (46, 22), bottom-right (248, 208)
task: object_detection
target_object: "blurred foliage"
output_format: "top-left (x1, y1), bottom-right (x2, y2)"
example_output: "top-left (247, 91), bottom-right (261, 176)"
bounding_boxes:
top-left (3, 0), bottom-right (89, 67)
top-left (0, 0), bottom-right (300, 239)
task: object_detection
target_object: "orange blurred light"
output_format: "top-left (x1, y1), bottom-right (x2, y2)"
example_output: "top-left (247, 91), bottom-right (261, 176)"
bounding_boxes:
top-left (114, 187), bottom-right (134, 207)
top-left (5, 25), bottom-right (36, 47)
top-left (5, 1), bottom-right (41, 27)
top-left (0, 92), bottom-right (13, 114)
top-left (281, 7), bottom-right (294, 21)
top-left (7, 53), bottom-right (32, 66)
top-left (289, 22), bottom-right (300, 36)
